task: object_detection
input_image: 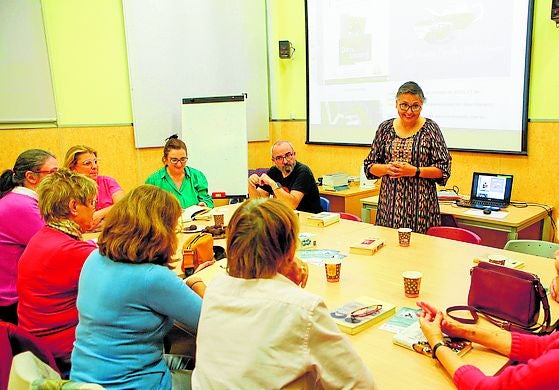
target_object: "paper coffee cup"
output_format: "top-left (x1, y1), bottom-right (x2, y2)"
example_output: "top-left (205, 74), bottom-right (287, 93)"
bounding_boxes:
top-left (213, 212), bottom-right (225, 226)
top-left (324, 260), bottom-right (342, 283)
top-left (398, 228), bottom-right (412, 247)
top-left (402, 271), bottom-right (422, 298)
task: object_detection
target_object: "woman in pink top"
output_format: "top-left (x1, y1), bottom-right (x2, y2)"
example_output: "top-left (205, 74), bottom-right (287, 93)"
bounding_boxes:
top-left (418, 288), bottom-right (559, 389)
top-left (0, 149), bottom-right (58, 324)
top-left (64, 145), bottom-right (124, 230)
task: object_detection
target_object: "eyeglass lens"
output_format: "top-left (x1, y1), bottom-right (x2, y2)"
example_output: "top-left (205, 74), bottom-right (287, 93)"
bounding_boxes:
top-left (81, 159), bottom-right (98, 167)
top-left (170, 157), bottom-right (188, 164)
top-left (399, 103), bottom-right (422, 113)
top-left (273, 152), bottom-right (293, 162)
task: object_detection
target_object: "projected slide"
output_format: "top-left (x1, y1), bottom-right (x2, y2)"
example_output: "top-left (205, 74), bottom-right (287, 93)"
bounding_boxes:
top-left (307, 0), bottom-right (532, 153)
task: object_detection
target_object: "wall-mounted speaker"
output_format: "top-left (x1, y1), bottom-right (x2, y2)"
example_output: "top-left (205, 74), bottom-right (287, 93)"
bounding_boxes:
top-left (552, 0), bottom-right (559, 23)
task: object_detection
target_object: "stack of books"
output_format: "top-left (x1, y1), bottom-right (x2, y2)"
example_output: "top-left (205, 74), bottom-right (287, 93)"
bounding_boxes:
top-left (322, 173), bottom-right (349, 188)
top-left (306, 212), bottom-right (340, 227)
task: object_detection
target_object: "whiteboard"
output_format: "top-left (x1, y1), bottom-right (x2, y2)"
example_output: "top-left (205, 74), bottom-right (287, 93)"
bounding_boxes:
top-left (0, 0), bottom-right (56, 124)
top-left (122, 0), bottom-right (269, 148)
top-left (181, 95), bottom-right (248, 197)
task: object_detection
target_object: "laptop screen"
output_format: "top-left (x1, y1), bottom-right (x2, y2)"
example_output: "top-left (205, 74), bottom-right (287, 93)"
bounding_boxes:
top-left (470, 172), bottom-right (514, 204)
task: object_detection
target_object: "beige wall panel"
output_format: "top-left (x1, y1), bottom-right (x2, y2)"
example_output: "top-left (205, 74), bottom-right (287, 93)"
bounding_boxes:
top-left (0, 128), bottom-right (61, 171)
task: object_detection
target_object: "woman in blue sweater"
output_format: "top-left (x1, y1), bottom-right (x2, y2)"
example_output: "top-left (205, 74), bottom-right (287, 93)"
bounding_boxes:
top-left (71, 185), bottom-right (204, 389)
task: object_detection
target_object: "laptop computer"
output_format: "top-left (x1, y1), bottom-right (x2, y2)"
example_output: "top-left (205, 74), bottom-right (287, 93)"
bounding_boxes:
top-left (456, 172), bottom-right (514, 210)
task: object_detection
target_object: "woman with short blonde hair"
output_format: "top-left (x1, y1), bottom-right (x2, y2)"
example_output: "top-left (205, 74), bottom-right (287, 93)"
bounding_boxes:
top-left (17, 168), bottom-right (98, 372)
top-left (192, 198), bottom-right (378, 389)
top-left (71, 185), bottom-right (204, 389)
top-left (64, 144), bottom-right (124, 229)
top-left (226, 197), bottom-right (298, 279)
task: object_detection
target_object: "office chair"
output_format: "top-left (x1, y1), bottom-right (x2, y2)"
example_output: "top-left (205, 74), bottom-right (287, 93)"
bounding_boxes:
top-left (319, 197), bottom-right (330, 212)
top-left (504, 240), bottom-right (559, 259)
top-left (426, 226), bottom-right (482, 245)
top-left (339, 212), bottom-right (362, 222)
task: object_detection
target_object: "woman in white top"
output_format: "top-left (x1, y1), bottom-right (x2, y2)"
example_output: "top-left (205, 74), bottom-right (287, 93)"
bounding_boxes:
top-left (192, 198), bottom-right (377, 389)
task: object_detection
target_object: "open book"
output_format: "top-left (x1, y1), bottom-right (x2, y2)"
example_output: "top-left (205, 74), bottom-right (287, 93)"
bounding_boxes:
top-left (393, 321), bottom-right (472, 357)
top-left (330, 297), bottom-right (395, 335)
top-left (181, 205), bottom-right (211, 222)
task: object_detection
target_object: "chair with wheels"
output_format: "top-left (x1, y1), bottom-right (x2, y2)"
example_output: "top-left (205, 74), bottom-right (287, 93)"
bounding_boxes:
top-left (426, 226), bottom-right (482, 245)
top-left (319, 197), bottom-right (330, 212)
top-left (339, 212), bottom-right (362, 222)
top-left (503, 239), bottom-right (559, 259)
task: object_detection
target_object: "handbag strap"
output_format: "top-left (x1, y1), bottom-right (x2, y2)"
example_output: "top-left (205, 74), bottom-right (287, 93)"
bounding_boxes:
top-left (446, 305), bottom-right (479, 324)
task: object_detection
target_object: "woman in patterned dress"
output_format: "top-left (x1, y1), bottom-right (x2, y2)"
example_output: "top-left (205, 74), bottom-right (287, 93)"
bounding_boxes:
top-left (363, 81), bottom-right (451, 233)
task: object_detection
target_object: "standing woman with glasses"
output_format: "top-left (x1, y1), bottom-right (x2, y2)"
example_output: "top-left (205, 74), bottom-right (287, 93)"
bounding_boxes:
top-left (64, 145), bottom-right (125, 230)
top-left (17, 169), bottom-right (98, 373)
top-left (146, 134), bottom-right (214, 209)
top-left (0, 149), bottom-right (58, 324)
top-left (363, 81), bottom-right (451, 233)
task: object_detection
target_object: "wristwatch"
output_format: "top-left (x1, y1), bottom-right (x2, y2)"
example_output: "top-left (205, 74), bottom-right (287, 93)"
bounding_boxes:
top-left (273, 182), bottom-right (282, 191)
top-left (415, 166), bottom-right (421, 178)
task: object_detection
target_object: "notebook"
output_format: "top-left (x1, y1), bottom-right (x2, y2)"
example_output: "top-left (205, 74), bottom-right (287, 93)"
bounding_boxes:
top-left (456, 172), bottom-right (513, 210)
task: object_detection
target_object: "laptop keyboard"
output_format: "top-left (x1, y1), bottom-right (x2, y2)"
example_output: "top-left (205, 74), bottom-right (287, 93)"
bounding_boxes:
top-left (456, 200), bottom-right (503, 209)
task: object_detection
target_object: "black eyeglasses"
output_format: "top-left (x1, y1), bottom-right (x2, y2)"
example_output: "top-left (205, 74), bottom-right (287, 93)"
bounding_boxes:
top-left (272, 151), bottom-right (294, 163)
top-left (170, 157), bottom-right (188, 165)
top-left (399, 103), bottom-right (422, 113)
top-left (348, 304), bottom-right (382, 323)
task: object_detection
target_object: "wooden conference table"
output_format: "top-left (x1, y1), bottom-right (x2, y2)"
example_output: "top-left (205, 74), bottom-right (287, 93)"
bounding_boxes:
top-left (360, 195), bottom-right (552, 242)
top-left (188, 205), bottom-right (559, 389)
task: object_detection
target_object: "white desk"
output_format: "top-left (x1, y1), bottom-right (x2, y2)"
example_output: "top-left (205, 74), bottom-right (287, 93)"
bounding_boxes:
top-left (360, 195), bottom-right (553, 242)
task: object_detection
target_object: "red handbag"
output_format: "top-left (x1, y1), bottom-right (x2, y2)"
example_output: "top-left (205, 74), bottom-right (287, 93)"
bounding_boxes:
top-left (447, 262), bottom-right (555, 335)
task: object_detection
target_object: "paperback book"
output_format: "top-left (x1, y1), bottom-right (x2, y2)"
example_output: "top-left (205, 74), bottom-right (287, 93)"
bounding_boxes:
top-left (306, 212), bottom-right (340, 227)
top-left (393, 321), bottom-right (472, 357)
top-left (473, 256), bottom-right (524, 269)
top-left (330, 296), bottom-right (396, 335)
top-left (349, 238), bottom-right (384, 255)
top-left (322, 184), bottom-right (350, 191)
top-left (380, 307), bottom-right (421, 333)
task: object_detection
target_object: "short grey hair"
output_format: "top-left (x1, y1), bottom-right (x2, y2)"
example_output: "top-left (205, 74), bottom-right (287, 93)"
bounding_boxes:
top-left (271, 140), bottom-right (295, 155)
top-left (396, 81), bottom-right (426, 103)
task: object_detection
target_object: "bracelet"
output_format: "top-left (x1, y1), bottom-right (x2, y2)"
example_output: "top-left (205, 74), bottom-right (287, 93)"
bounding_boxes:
top-left (415, 166), bottom-right (421, 178)
top-left (186, 278), bottom-right (202, 288)
top-left (431, 340), bottom-right (447, 359)
top-left (189, 280), bottom-right (203, 288)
